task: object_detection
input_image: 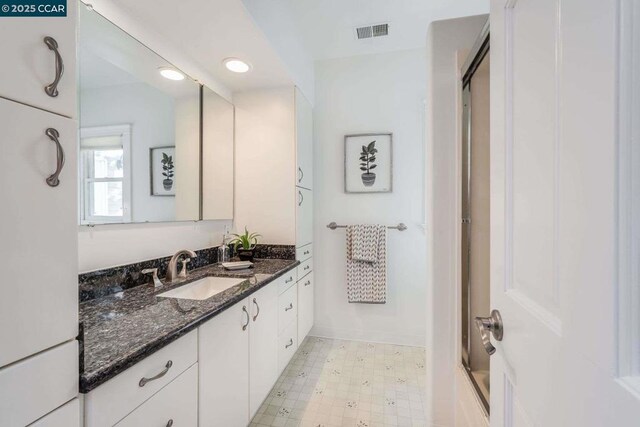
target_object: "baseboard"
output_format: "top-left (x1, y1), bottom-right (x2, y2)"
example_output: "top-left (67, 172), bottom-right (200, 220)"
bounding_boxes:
top-left (310, 325), bottom-right (426, 347)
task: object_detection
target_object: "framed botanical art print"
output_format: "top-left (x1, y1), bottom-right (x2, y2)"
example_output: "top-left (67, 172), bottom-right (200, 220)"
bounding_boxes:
top-left (344, 133), bottom-right (393, 193)
top-left (150, 146), bottom-right (176, 196)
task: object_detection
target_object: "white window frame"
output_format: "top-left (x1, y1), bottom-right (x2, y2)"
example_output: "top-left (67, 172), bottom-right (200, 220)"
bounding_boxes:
top-left (79, 124), bottom-right (132, 224)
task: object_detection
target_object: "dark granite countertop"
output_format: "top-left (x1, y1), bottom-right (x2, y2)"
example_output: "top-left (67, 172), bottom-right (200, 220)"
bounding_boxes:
top-left (79, 258), bottom-right (299, 393)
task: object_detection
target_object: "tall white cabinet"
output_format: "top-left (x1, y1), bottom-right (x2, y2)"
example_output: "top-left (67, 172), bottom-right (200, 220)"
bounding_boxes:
top-left (235, 86), bottom-right (316, 356)
top-left (0, 3), bottom-right (79, 426)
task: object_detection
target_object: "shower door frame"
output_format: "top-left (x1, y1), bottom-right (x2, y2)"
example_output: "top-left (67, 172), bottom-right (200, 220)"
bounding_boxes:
top-left (460, 19), bottom-right (491, 414)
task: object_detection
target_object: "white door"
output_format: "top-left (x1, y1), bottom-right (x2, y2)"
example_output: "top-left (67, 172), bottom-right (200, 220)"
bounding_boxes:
top-left (0, 97), bottom-right (77, 368)
top-left (489, 0), bottom-right (640, 425)
top-left (296, 187), bottom-right (313, 247)
top-left (295, 87), bottom-right (313, 190)
top-left (249, 281), bottom-right (279, 418)
top-left (0, 0), bottom-right (76, 118)
top-left (199, 299), bottom-right (250, 427)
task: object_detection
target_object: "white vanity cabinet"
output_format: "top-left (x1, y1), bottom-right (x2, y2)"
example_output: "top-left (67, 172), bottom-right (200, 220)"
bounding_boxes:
top-left (0, 98), bottom-right (78, 368)
top-left (249, 281), bottom-right (280, 418)
top-left (199, 300), bottom-right (250, 427)
top-left (199, 278), bottom-right (281, 425)
top-left (295, 87), bottom-right (313, 190)
top-left (298, 272), bottom-right (315, 344)
top-left (0, 0), bottom-right (76, 118)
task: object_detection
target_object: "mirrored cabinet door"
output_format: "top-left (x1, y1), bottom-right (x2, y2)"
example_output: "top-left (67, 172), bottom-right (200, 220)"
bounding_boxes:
top-left (202, 86), bottom-right (234, 220)
top-left (78, 4), bottom-right (201, 225)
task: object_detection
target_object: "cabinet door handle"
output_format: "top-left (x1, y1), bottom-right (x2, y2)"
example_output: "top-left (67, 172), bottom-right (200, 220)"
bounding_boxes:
top-left (298, 190), bottom-right (304, 206)
top-left (285, 339), bottom-right (294, 349)
top-left (44, 36), bottom-right (64, 97)
top-left (242, 305), bottom-right (249, 331)
top-left (139, 360), bottom-right (173, 387)
top-left (252, 298), bottom-right (260, 321)
top-left (166, 420), bottom-right (174, 427)
top-left (45, 128), bottom-right (65, 187)
top-left (298, 167), bottom-right (304, 183)
top-left (304, 280), bottom-right (311, 287)
top-left (285, 303), bottom-right (293, 311)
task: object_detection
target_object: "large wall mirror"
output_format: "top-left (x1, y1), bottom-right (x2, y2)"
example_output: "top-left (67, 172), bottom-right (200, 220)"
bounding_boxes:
top-left (78, 4), bottom-right (234, 225)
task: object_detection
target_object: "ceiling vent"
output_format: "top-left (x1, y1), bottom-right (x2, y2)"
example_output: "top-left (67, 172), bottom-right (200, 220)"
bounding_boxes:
top-left (355, 23), bottom-right (389, 40)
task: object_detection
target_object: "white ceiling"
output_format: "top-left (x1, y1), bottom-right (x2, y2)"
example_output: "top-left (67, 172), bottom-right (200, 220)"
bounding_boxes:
top-left (108, 0), bottom-right (294, 93)
top-left (280, 0), bottom-right (489, 60)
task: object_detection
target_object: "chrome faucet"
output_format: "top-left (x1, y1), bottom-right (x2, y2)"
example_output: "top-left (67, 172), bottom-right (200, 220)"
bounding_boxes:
top-left (166, 249), bottom-right (197, 282)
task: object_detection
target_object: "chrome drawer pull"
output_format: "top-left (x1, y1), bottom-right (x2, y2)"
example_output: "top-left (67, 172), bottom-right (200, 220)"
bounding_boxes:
top-left (253, 298), bottom-right (260, 321)
top-left (139, 360), bottom-right (173, 387)
top-left (304, 250), bottom-right (310, 255)
top-left (285, 276), bottom-right (293, 283)
top-left (45, 128), bottom-right (65, 187)
top-left (284, 303), bottom-right (293, 311)
top-left (304, 265), bottom-right (310, 270)
top-left (166, 420), bottom-right (174, 427)
top-left (285, 339), bottom-right (294, 349)
top-left (44, 36), bottom-right (64, 97)
top-left (242, 305), bottom-right (249, 330)
top-left (304, 280), bottom-right (311, 287)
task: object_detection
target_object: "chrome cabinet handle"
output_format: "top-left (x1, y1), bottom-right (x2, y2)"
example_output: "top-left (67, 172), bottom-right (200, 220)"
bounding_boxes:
top-left (242, 305), bottom-right (249, 331)
top-left (285, 339), bottom-right (294, 349)
top-left (253, 298), bottom-right (260, 321)
top-left (285, 276), bottom-right (293, 283)
top-left (44, 36), bottom-right (64, 97)
top-left (304, 280), bottom-right (311, 287)
top-left (139, 360), bottom-right (173, 387)
top-left (298, 167), bottom-right (304, 183)
top-left (284, 303), bottom-right (293, 311)
top-left (474, 310), bottom-right (504, 355)
top-left (298, 190), bottom-right (304, 206)
top-left (304, 250), bottom-right (310, 255)
top-left (45, 128), bottom-right (65, 187)
top-left (304, 265), bottom-right (310, 271)
top-left (166, 420), bottom-right (173, 427)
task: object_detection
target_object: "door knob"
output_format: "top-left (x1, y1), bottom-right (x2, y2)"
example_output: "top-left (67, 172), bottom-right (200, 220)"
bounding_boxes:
top-left (474, 310), bottom-right (503, 355)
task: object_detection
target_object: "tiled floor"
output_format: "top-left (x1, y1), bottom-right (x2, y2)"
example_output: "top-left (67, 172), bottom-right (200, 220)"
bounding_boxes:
top-left (250, 336), bottom-right (427, 427)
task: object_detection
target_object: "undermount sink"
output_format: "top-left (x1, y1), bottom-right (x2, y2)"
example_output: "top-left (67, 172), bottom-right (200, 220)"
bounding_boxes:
top-left (158, 276), bottom-right (244, 300)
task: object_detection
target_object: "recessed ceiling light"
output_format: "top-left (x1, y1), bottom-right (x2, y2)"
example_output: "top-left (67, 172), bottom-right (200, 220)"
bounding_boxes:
top-left (159, 67), bottom-right (185, 81)
top-left (223, 58), bottom-right (251, 73)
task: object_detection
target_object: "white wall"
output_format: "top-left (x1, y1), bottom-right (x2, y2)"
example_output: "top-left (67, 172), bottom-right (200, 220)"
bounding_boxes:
top-left (425, 15), bottom-right (487, 427)
top-left (312, 49), bottom-right (427, 346)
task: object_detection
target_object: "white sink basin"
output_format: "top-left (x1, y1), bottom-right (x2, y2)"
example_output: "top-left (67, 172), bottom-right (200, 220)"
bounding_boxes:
top-left (158, 276), bottom-right (244, 300)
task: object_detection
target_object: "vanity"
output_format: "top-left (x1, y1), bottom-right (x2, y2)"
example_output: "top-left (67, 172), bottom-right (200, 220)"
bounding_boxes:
top-left (80, 254), bottom-right (311, 427)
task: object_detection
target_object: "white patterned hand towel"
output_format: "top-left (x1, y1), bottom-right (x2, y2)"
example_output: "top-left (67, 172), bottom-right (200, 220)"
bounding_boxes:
top-left (346, 225), bottom-right (387, 303)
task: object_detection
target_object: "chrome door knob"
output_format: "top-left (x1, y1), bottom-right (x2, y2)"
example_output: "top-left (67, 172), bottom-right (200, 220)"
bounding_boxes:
top-left (474, 309), bottom-right (504, 355)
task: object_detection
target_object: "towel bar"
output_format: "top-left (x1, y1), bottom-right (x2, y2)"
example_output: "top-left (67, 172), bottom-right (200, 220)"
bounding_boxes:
top-left (326, 222), bottom-right (407, 231)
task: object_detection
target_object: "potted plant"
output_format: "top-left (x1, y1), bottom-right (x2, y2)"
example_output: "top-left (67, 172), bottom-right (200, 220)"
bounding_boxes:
top-left (230, 227), bottom-right (261, 261)
top-left (161, 152), bottom-right (175, 191)
top-left (360, 140), bottom-right (377, 187)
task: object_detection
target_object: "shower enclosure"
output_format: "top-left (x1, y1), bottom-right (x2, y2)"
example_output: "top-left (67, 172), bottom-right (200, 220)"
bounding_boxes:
top-left (460, 21), bottom-right (491, 413)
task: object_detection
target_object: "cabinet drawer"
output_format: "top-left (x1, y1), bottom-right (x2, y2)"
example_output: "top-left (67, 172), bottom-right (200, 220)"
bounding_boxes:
top-left (278, 284), bottom-right (297, 334)
top-left (296, 244), bottom-right (313, 261)
top-left (0, 1), bottom-right (76, 118)
top-left (297, 258), bottom-right (313, 280)
top-left (115, 364), bottom-right (198, 427)
top-left (28, 398), bottom-right (79, 427)
top-left (278, 322), bottom-right (298, 373)
top-left (277, 269), bottom-right (297, 294)
top-left (0, 341), bottom-right (78, 427)
top-left (84, 330), bottom-right (197, 427)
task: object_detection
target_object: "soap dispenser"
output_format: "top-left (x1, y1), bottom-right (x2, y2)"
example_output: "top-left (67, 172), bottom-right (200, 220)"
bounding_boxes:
top-left (217, 233), bottom-right (231, 263)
